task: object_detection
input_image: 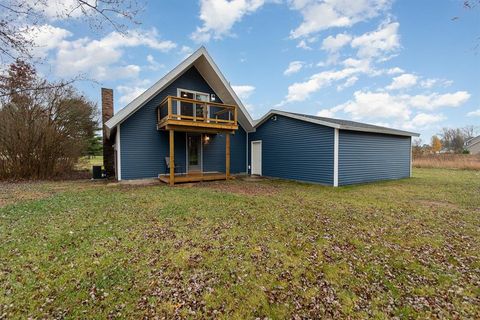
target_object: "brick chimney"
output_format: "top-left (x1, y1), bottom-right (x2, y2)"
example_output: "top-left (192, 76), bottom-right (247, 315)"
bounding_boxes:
top-left (101, 88), bottom-right (115, 178)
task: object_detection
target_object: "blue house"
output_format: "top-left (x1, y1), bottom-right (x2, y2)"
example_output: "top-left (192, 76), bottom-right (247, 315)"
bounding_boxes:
top-left (103, 47), bottom-right (419, 186)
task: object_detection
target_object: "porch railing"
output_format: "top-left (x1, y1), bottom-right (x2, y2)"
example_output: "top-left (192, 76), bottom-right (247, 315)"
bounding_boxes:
top-left (157, 96), bottom-right (237, 127)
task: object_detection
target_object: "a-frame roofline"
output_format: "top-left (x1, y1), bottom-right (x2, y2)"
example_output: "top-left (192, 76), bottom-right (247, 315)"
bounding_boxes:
top-left (105, 46), bottom-right (254, 136)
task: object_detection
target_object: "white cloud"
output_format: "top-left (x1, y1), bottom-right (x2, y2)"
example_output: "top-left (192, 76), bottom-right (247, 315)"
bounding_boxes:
top-left (282, 67), bottom-right (360, 103)
top-left (321, 33), bottom-right (352, 52)
top-left (330, 90), bottom-right (470, 127)
top-left (337, 75), bottom-right (358, 91)
top-left (408, 91), bottom-right (470, 110)
top-left (117, 79), bottom-right (152, 106)
top-left (337, 90), bottom-right (412, 120)
top-left (232, 85), bottom-right (256, 99)
top-left (386, 73), bottom-right (418, 90)
top-left (27, 0), bottom-right (89, 20)
top-left (350, 21), bottom-right (400, 59)
top-left (191, 0), bottom-right (266, 42)
top-left (297, 39), bottom-right (312, 50)
top-left (22, 24), bottom-right (72, 58)
top-left (467, 109), bottom-right (480, 117)
top-left (316, 109), bottom-right (336, 117)
top-left (284, 61), bottom-right (304, 75)
top-left (289, 0), bottom-right (391, 39)
top-left (146, 54), bottom-right (164, 71)
top-left (54, 29), bottom-right (176, 79)
top-left (420, 78), bottom-right (453, 89)
top-left (386, 67), bottom-right (404, 74)
top-left (404, 113), bottom-right (446, 129)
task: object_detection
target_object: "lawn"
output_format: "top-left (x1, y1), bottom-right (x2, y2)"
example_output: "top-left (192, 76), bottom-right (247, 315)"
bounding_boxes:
top-left (1, 169), bottom-right (479, 319)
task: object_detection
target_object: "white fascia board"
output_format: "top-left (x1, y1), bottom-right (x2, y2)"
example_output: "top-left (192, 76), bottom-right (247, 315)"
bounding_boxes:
top-left (334, 128), bottom-right (339, 187)
top-left (254, 109), bottom-right (341, 130)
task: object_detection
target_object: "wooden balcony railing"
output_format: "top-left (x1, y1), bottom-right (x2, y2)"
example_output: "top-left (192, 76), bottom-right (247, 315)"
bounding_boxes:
top-left (156, 96), bottom-right (238, 133)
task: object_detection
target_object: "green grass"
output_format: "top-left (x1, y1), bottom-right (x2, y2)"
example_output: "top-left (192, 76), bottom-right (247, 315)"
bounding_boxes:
top-left (1, 168), bottom-right (479, 319)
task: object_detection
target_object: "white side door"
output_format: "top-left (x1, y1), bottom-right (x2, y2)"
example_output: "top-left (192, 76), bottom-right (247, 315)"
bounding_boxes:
top-left (251, 140), bottom-right (262, 176)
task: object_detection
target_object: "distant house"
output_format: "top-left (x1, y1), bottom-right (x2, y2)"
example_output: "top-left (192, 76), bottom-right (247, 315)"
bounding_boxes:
top-left (465, 136), bottom-right (480, 155)
top-left (102, 47), bottom-right (419, 186)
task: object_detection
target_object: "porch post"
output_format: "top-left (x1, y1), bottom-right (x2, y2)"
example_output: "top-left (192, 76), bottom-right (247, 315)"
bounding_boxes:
top-left (226, 133), bottom-right (230, 179)
top-left (169, 129), bottom-right (175, 185)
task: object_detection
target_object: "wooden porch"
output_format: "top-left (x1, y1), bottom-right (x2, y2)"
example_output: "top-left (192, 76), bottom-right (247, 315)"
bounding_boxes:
top-left (156, 96), bottom-right (236, 185)
top-left (159, 172), bottom-right (229, 184)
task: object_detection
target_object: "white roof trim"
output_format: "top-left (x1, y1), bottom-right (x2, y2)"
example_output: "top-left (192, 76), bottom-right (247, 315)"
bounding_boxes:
top-left (255, 109), bottom-right (420, 137)
top-left (105, 46), bottom-right (254, 134)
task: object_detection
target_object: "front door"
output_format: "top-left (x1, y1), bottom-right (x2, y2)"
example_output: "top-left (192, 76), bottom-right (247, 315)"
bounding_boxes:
top-left (187, 134), bottom-right (202, 173)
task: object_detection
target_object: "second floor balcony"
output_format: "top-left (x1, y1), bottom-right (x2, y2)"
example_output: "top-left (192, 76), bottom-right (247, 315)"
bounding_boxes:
top-left (157, 96), bottom-right (238, 134)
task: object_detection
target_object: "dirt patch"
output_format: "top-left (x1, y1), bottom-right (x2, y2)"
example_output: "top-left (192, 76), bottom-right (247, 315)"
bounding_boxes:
top-left (417, 199), bottom-right (458, 210)
top-left (194, 180), bottom-right (280, 196)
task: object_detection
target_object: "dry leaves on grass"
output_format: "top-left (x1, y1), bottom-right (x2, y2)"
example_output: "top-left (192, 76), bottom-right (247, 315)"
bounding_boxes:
top-left (194, 180), bottom-right (280, 196)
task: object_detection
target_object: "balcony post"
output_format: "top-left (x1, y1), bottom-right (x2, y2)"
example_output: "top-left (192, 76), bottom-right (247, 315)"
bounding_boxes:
top-left (169, 129), bottom-right (175, 185)
top-left (226, 133), bottom-right (230, 179)
top-left (167, 96), bottom-right (172, 119)
top-left (234, 106), bottom-right (237, 124)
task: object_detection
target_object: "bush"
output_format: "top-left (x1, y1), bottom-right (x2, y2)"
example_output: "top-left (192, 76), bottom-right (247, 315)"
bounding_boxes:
top-left (0, 60), bottom-right (98, 179)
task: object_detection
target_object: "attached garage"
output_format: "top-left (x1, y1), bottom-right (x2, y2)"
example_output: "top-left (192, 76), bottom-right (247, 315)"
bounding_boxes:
top-left (248, 110), bottom-right (419, 186)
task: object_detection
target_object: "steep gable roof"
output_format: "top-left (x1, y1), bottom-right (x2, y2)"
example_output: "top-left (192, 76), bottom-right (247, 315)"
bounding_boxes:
top-left (255, 110), bottom-right (420, 137)
top-left (105, 47), bottom-right (254, 136)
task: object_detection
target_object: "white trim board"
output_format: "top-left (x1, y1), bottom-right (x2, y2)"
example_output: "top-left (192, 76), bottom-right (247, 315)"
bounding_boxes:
top-left (116, 124), bottom-right (121, 181)
top-left (333, 128), bottom-right (339, 187)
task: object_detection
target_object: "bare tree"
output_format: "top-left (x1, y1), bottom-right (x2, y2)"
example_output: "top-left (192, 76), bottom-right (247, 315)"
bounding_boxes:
top-left (0, 60), bottom-right (98, 179)
top-left (0, 0), bottom-right (142, 62)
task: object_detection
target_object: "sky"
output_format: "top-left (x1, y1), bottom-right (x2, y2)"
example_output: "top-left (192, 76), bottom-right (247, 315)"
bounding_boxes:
top-left (25, 0), bottom-right (480, 141)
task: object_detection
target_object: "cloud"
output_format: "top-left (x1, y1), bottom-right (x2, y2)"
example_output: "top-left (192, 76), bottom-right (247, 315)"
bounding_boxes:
top-left (337, 75), bottom-right (358, 91)
top-left (146, 54), bottom-right (164, 71)
top-left (404, 113), bottom-right (446, 129)
top-left (386, 73), bottom-right (418, 90)
top-left (289, 0), bottom-right (391, 39)
top-left (321, 33), bottom-right (352, 52)
top-left (54, 29), bottom-right (176, 79)
top-left (420, 78), bottom-right (453, 89)
top-left (22, 24), bottom-right (72, 58)
top-left (297, 39), bottom-right (312, 50)
top-left (327, 90), bottom-right (470, 130)
top-left (350, 21), bottom-right (400, 59)
top-left (386, 67), bottom-right (404, 74)
top-left (316, 109), bottom-right (336, 117)
top-left (284, 61), bottom-right (304, 75)
top-left (27, 0), bottom-right (89, 20)
top-left (408, 91), bottom-right (470, 110)
top-left (232, 85), bottom-right (255, 99)
top-left (116, 79), bottom-right (152, 106)
top-left (467, 109), bottom-right (480, 117)
top-left (191, 0), bottom-right (266, 42)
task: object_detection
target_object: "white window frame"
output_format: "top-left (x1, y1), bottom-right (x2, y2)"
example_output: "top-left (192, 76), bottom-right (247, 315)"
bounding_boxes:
top-left (176, 88), bottom-right (211, 119)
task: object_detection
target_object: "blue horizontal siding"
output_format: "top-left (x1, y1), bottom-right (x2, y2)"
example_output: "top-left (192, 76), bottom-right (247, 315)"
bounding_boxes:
top-left (119, 66), bottom-right (247, 179)
top-left (338, 130), bottom-right (411, 186)
top-left (248, 115), bottom-right (334, 185)
top-left (203, 126), bottom-right (247, 173)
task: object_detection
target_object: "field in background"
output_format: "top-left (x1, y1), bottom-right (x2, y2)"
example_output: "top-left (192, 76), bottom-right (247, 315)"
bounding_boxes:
top-left (76, 156), bottom-right (103, 171)
top-left (1, 168), bottom-right (479, 318)
top-left (413, 154), bottom-right (480, 170)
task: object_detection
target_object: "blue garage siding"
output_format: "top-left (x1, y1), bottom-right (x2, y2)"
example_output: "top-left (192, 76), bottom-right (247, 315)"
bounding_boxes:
top-left (248, 115), bottom-right (334, 185)
top-left (338, 130), bottom-right (411, 186)
top-left (119, 66), bottom-right (246, 180)
top-left (203, 126), bottom-right (247, 174)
